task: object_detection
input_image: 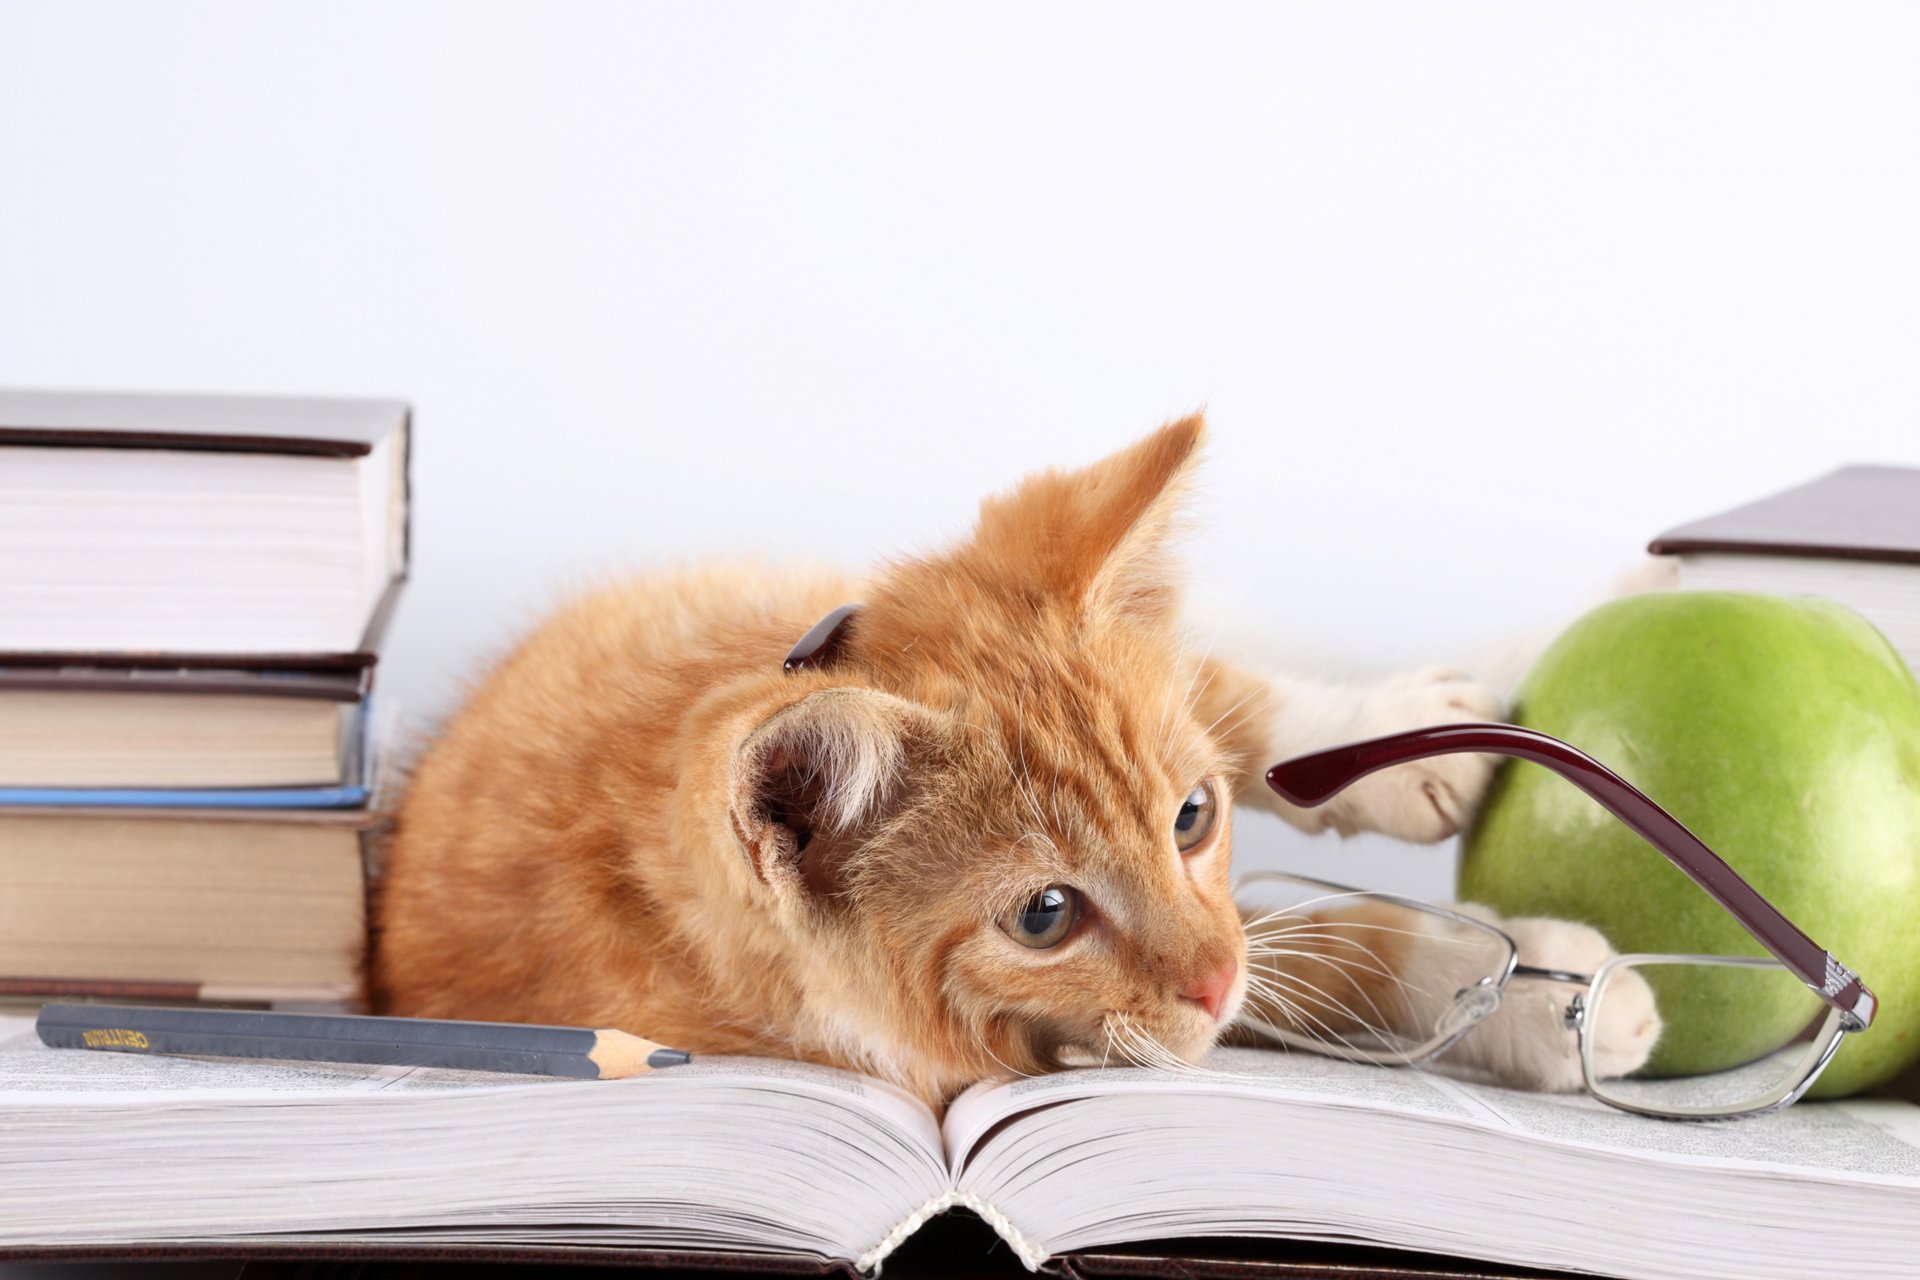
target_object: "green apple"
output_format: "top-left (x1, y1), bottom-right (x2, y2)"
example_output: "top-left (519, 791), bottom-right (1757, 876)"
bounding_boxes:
top-left (1459, 591), bottom-right (1920, 1097)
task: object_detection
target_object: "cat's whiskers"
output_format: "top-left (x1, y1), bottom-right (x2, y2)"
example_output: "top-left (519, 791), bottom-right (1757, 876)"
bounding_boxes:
top-left (1100, 1013), bottom-right (1129, 1070)
top-left (952, 713), bottom-right (1050, 851)
top-left (1168, 616), bottom-right (1252, 750)
top-left (1244, 917), bottom-right (1466, 948)
top-left (1244, 947), bottom-right (1411, 997)
top-left (1243, 967), bottom-right (1405, 1051)
top-left (1157, 616), bottom-right (1222, 756)
top-left (1252, 933), bottom-right (1355, 959)
top-left (1237, 905), bottom-right (1451, 1062)
top-left (1109, 1018), bottom-right (1170, 1075)
top-left (1164, 664), bottom-right (1216, 757)
top-left (1243, 932), bottom-right (1410, 983)
top-left (1246, 915), bottom-right (1482, 947)
top-left (1241, 973), bottom-right (1415, 1065)
top-left (1153, 663), bottom-right (1182, 760)
top-left (1247, 888), bottom-right (1438, 918)
top-left (1102, 1012), bottom-right (1219, 1079)
top-left (1243, 982), bottom-right (1380, 1062)
top-left (1243, 917), bottom-right (1492, 1005)
top-left (1171, 585), bottom-right (1258, 753)
top-left (1241, 931), bottom-right (1426, 1041)
top-left (1197, 686), bottom-right (1263, 748)
top-left (977, 1031), bottom-right (1039, 1083)
top-left (1244, 945), bottom-right (1434, 1035)
top-left (1102, 1012), bottom-right (1150, 1070)
top-left (1243, 933), bottom-right (1470, 1080)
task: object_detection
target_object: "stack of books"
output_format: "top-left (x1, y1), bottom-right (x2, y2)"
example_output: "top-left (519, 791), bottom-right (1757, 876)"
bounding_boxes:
top-left (0, 389), bottom-right (410, 1007)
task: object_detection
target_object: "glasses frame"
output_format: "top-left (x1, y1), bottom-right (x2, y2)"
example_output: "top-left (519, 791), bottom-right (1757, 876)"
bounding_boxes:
top-left (1235, 869), bottom-right (1521, 1065)
top-left (1577, 953), bottom-right (1850, 1119)
top-left (1266, 723), bottom-right (1875, 1033)
top-left (1259, 722), bottom-right (1878, 1118)
top-left (1234, 869), bottom-right (1851, 1120)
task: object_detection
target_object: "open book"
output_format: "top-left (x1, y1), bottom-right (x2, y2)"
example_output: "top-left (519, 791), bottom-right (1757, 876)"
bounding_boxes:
top-left (3, 1014), bottom-right (1917, 1279)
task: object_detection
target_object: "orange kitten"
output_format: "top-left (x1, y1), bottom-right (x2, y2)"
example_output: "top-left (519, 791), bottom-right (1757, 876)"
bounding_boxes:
top-left (369, 418), bottom-right (1650, 1104)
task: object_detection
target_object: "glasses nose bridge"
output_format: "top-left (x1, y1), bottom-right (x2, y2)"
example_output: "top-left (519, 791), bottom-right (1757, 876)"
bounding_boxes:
top-left (1510, 964), bottom-right (1597, 986)
top-left (1503, 964), bottom-right (1596, 1033)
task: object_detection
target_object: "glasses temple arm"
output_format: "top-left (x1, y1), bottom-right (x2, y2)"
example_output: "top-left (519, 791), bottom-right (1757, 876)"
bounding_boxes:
top-left (1266, 723), bottom-right (1875, 1030)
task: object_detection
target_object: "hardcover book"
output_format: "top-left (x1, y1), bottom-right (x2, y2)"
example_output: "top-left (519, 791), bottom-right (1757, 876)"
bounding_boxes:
top-left (0, 671), bottom-right (373, 803)
top-left (2, 1019), bottom-right (1916, 1280)
top-left (0, 388), bottom-right (410, 661)
top-left (0, 662), bottom-right (369, 793)
top-left (1649, 464), bottom-right (1920, 674)
top-left (0, 807), bottom-right (375, 999)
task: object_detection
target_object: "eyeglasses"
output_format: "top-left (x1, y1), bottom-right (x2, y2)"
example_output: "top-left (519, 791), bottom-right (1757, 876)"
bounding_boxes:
top-left (1241, 723), bottom-right (1876, 1120)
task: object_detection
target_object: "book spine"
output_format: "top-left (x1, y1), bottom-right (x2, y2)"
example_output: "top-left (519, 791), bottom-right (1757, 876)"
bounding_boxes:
top-left (856, 1192), bottom-right (1046, 1273)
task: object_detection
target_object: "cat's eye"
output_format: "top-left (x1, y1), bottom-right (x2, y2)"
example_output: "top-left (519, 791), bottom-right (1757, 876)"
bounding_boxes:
top-left (1003, 885), bottom-right (1080, 950)
top-left (1173, 780), bottom-right (1217, 853)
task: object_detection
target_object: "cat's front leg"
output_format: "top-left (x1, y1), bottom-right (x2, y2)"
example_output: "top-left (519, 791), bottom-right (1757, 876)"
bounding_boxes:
top-left (1312, 666), bottom-right (1504, 840)
top-left (1427, 907), bottom-right (1661, 1091)
top-left (1191, 658), bottom-right (1502, 842)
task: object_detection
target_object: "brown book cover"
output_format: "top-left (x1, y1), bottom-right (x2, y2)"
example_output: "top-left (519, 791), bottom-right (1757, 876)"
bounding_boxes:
top-left (0, 661), bottom-right (371, 699)
top-left (1647, 464), bottom-right (1920, 565)
top-left (1060, 1238), bottom-right (1575, 1279)
top-left (0, 976), bottom-right (356, 1004)
top-left (0, 1238), bottom-right (1576, 1278)
top-left (0, 1241), bottom-right (858, 1275)
top-left (0, 649), bottom-right (382, 672)
top-left (0, 388), bottom-right (406, 457)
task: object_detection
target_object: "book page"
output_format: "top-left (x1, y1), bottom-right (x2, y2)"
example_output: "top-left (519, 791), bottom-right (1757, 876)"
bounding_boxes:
top-left (948, 1045), bottom-right (1920, 1280)
top-left (1418, 1069), bottom-right (1920, 1184)
top-left (0, 1012), bottom-right (938, 1145)
top-left (947, 1043), bottom-right (1920, 1186)
top-left (945, 1045), bottom-right (1480, 1167)
top-left (0, 1014), bottom-right (950, 1261)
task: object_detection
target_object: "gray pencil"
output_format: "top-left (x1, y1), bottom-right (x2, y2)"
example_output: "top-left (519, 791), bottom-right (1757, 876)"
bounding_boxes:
top-left (35, 1003), bottom-right (692, 1080)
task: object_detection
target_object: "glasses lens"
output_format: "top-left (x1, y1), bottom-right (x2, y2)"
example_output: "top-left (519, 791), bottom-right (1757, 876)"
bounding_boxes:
top-left (1235, 874), bottom-right (1515, 1062)
top-left (1585, 956), bottom-right (1843, 1118)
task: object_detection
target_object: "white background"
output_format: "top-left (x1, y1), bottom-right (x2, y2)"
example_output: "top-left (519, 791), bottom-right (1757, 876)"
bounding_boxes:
top-left (2, 3), bottom-right (1918, 903)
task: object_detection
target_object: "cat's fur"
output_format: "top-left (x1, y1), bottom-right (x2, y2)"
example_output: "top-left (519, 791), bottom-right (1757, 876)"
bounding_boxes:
top-left (370, 418), bottom-right (1657, 1104)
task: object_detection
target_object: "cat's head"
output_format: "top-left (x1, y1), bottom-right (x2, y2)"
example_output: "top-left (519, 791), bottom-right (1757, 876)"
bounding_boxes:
top-left (726, 417), bottom-right (1249, 1098)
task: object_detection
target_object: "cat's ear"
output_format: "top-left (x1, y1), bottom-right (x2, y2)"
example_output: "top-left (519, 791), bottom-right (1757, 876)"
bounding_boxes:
top-left (972, 413), bottom-right (1204, 630)
top-left (727, 687), bottom-right (943, 904)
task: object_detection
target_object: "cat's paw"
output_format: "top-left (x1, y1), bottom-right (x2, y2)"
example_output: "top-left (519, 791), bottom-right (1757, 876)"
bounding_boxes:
top-left (1443, 910), bottom-right (1661, 1092)
top-left (1319, 667), bottom-right (1502, 842)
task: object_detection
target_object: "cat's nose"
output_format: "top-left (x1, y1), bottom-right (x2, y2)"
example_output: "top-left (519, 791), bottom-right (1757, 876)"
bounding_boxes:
top-left (1178, 955), bottom-right (1239, 1022)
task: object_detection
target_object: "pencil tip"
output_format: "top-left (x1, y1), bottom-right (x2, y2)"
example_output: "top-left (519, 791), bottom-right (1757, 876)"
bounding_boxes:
top-left (590, 1029), bottom-right (693, 1078)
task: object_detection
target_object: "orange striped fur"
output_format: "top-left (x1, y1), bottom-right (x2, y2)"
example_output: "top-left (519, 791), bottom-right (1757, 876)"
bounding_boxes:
top-left (370, 418), bottom-right (1532, 1104)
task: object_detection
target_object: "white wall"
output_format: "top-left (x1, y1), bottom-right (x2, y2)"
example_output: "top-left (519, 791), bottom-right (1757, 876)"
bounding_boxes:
top-left (2, 3), bottom-right (1917, 899)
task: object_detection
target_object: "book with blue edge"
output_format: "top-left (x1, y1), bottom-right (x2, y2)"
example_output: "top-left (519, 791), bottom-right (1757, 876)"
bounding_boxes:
top-left (0, 665), bottom-right (375, 806)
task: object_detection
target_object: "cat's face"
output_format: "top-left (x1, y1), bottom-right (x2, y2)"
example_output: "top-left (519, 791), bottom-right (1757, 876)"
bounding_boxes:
top-left (885, 626), bottom-right (1249, 1082)
top-left (727, 417), bottom-right (1251, 1095)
